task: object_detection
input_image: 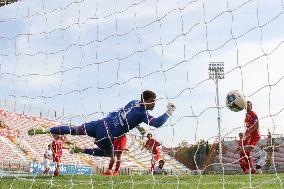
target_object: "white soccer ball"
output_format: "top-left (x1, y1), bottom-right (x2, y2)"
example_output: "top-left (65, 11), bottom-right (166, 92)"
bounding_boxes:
top-left (226, 90), bottom-right (246, 112)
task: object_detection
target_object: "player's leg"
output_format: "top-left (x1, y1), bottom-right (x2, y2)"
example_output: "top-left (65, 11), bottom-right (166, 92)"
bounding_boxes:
top-left (53, 156), bottom-right (61, 176)
top-left (113, 152), bottom-right (122, 176)
top-left (43, 160), bottom-right (50, 175)
top-left (112, 135), bottom-right (127, 176)
top-left (54, 164), bottom-right (60, 176)
top-left (28, 125), bottom-right (87, 135)
top-left (247, 136), bottom-right (260, 174)
top-left (248, 155), bottom-right (256, 174)
top-left (73, 138), bottom-right (114, 157)
top-left (43, 161), bottom-right (47, 175)
top-left (102, 137), bottom-right (121, 175)
top-left (239, 151), bottom-right (246, 174)
top-left (240, 160), bottom-right (246, 174)
top-left (151, 153), bottom-right (160, 173)
top-left (150, 159), bottom-right (155, 174)
top-left (108, 157), bottom-right (116, 173)
top-left (150, 155), bottom-right (157, 174)
top-left (46, 166), bottom-right (50, 175)
top-left (101, 156), bottom-right (115, 175)
top-left (243, 151), bottom-right (256, 174)
top-left (240, 162), bottom-right (246, 174)
top-left (43, 167), bottom-right (48, 175)
top-left (28, 121), bottom-right (98, 137)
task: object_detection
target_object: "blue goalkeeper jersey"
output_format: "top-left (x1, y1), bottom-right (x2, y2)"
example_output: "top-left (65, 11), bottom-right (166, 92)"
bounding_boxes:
top-left (84, 100), bottom-right (169, 140)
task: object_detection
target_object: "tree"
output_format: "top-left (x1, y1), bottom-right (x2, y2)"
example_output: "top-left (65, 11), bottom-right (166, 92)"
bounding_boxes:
top-left (173, 140), bottom-right (211, 170)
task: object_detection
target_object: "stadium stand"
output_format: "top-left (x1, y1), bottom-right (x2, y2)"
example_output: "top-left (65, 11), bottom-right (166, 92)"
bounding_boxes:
top-left (205, 136), bottom-right (284, 174)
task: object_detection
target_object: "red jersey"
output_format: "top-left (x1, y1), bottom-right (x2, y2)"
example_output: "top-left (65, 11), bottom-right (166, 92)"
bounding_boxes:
top-left (145, 139), bottom-right (161, 154)
top-left (52, 139), bottom-right (63, 157)
top-left (238, 139), bottom-right (245, 148)
top-left (245, 110), bottom-right (260, 137)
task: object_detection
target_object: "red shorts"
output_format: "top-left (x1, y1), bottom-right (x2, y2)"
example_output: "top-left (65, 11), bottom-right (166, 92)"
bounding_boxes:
top-left (113, 135), bottom-right (127, 152)
top-left (245, 135), bottom-right (260, 147)
top-left (153, 152), bottom-right (160, 161)
top-left (53, 156), bottom-right (61, 163)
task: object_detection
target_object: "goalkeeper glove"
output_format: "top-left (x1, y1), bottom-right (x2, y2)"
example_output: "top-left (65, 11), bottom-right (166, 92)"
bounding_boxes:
top-left (166, 102), bottom-right (176, 116)
top-left (136, 125), bottom-right (146, 136)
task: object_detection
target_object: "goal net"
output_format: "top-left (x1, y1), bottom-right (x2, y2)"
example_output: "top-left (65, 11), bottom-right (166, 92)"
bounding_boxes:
top-left (1, 0), bottom-right (284, 188)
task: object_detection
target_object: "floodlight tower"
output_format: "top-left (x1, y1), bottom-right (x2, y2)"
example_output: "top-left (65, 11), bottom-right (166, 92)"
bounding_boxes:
top-left (208, 62), bottom-right (224, 163)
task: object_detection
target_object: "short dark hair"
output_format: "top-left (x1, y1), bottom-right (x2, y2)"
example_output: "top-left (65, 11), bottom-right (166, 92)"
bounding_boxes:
top-left (159, 160), bottom-right (165, 164)
top-left (141, 90), bottom-right (156, 101)
top-left (147, 133), bottom-right (152, 137)
top-left (247, 101), bottom-right (252, 106)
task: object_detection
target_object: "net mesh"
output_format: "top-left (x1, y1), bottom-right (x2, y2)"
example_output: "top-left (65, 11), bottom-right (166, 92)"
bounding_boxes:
top-left (1, 0), bottom-right (284, 188)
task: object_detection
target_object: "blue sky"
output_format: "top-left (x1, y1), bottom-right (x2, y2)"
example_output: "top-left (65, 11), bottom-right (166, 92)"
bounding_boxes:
top-left (1, 0), bottom-right (284, 146)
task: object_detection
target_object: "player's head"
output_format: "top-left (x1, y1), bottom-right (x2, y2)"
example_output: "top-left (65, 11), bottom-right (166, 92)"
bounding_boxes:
top-left (52, 134), bottom-right (61, 140)
top-left (146, 133), bottom-right (152, 139)
top-left (158, 159), bottom-right (165, 167)
top-left (261, 145), bottom-right (265, 150)
top-left (48, 144), bottom-right (52, 149)
top-left (141, 90), bottom-right (156, 110)
top-left (246, 100), bottom-right (252, 111)
top-left (239, 132), bottom-right (244, 139)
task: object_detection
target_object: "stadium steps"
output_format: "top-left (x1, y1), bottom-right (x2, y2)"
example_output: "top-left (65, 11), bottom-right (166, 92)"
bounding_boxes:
top-left (0, 136), bottom-right (28, 162)
top-left (125, 135), bottom-right (188, 171)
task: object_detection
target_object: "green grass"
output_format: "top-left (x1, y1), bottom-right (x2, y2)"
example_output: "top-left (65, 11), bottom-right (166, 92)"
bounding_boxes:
top-left (1, 174), bottom-right (284, 189)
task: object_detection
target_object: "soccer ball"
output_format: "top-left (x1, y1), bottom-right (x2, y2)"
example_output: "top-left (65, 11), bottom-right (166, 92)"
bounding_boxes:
top-left (226, 90), bottom-right (246, 112)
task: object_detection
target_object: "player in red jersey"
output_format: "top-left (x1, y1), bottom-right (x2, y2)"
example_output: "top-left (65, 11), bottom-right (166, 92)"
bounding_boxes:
top-left (235, 101), bottom-right (259, 174)
top-left (235, 132), bottom-right (250, 174)
top-left (102, 134), bottom-right (128, 176)
top-left (244, 101), bottom-right (260, 150)
top-left (51, 134), bottom-right (63, 176)
top-left (141, 133), bottom-right (161, 174)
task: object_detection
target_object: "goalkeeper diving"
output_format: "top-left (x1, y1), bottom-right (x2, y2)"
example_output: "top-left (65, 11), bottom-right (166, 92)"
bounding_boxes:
top-left (28, 90), bottom-right (176, 158)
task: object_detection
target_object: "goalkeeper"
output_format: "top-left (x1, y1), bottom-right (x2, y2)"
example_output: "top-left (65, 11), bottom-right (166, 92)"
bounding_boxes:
top-left (28, 90), bottom-right (176, 157)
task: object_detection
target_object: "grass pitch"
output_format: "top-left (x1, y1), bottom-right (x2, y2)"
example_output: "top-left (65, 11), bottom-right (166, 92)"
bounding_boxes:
top-left (1, 174), bottom-right (284, 189)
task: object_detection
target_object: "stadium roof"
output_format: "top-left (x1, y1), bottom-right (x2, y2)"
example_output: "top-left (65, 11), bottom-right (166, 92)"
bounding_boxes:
top-left (0, 0), bottom-right (19, 7)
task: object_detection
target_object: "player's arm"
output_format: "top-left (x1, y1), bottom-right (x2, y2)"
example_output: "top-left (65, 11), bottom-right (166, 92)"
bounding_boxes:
top-left (143, 102), bottom-right (176, 128)
top-left (141, 144), bottom-right (145, 151)
top-left (136, 125), bottom-right (146, 136)
top-left (250, 120), bottom-right (259, 133)
top-left (143, 113), bottom-right (168, 128)
top-left (234, 144), bottom-right (242, 154)
top-left (141, 141), bottom-right (148, 151)
top-left (246, 113), bottom-right (259, 136)
top-left (44, 153), bottom-right (48, 159)
top-left (254, 156), bottom-right (260, 161)
top-left (154, 140), bottom-right (161, 147)
top-left (234, 148), bottom-right (239, 154)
